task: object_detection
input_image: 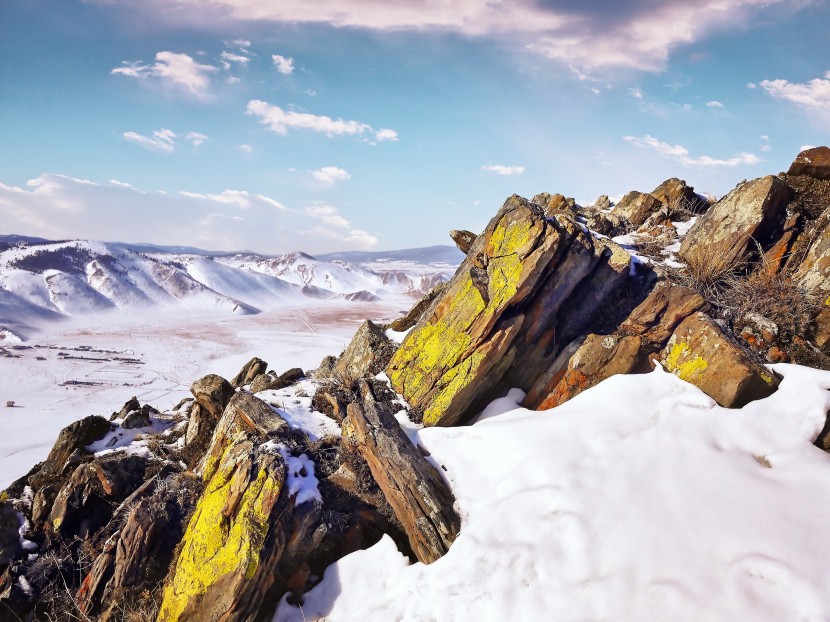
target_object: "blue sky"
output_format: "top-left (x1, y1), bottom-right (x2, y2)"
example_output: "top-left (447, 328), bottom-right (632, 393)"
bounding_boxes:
top-left (1, 0), bottom-right (828, 254)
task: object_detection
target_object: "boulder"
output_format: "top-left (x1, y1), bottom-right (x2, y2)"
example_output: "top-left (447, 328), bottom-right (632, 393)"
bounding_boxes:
top-left (530, 334), bottom-right (647, 410)
top-left (586, 211), bottom-right (622, 235)
top-left (388, 282), bottom-right (448, 333)
top-left (387, 195), bottom-right (575, 426)
top-left (659, 312), bottom-right (779, 407)
top-left (650, 177), bottom-right (707, 212)
top-left (788, 146), bottom-right (830, 180)
top-left (29, 415), bottom-right (111, 489)
top-left (0, 502), bottom-right (23, 569)
top-left (763, 212), bottom-right (801, 273)
top-left (612, 191), bottom-right (663, 228)
top-left (343, 399), bottom-right (460, 564)
top-left (679, 175), bottom-right (790, 267)
top-left (333, 320), bottom-right (397, 386)
top-left (593, 195), bottom-right (612, 210)
top-left (230, 357), bottom-right (268, 388)
top-left (793, 217), bottom-right (830, 298)
top-left (815, 306), bottom-right (830, 351)
top-left (191, 374), bottom-right (235, 420)
top-left (250, 368), bottom-right (305, 394)
top-left (620, 281), bottom-right (708, 346)
top-left (111, 396), bottom-right (140, 421)
top-left (121, 406), bottom-right (152, 429)
top-left (449, 230), bottom-right (476, 255)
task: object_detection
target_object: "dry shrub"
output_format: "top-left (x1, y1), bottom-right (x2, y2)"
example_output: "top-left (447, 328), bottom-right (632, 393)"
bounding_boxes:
top-left (673, 246), bottom-right (748, 307)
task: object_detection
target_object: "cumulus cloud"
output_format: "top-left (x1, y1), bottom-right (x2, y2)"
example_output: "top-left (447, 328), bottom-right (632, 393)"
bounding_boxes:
top-left (122, 129), bottom-right (178, 153)
top-left (482, 164), bottom-right (525, 176)
top-left (246, 100), bottom-right (397, 142)
top-left (758, 71), bottom-right (830, 110)
top-left (112, 51), bottom-right (218, 97)
top-left (220, 51), bottom-right (249, 65)
top-left (706, 100), bottom-right (725, 108)
top-left (185, 131), bottom-right (209, 148)
top-left (375, 128), bottom-right (399, 142)
top-left (623, 135), bottom-right (760, 167)
top-left (272, 54), bottom-right (295, 75)
top-left (92, 0), bottom-right (808, 74)
top-left (0, 172), bottom-right (378, 253)
top-left (311, 166), bottom-right (351, 185)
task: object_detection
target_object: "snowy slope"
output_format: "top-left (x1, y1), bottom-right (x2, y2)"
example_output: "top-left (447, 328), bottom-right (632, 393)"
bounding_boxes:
top-left (278, 364), bottom-right (830, 622)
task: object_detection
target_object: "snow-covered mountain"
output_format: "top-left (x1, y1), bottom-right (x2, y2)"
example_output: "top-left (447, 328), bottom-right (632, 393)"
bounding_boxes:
top-left (0, 236), bottom-right (462, 340)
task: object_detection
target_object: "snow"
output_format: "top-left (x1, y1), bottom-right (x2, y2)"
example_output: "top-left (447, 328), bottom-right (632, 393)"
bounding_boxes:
top-left (276, 364), bottom-right (830, 622)
top-left (278, 445), bottom-right (322, 506)
top-left (256, 379), bottom-right (342, 441)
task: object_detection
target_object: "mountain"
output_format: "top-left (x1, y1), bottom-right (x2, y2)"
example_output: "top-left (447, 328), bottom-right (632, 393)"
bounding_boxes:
top-left (0, 238), bottom-right (460, 340)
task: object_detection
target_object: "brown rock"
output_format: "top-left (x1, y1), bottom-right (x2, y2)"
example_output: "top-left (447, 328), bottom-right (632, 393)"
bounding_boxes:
top-left (333, 320), bottom-right (398, 385)
top-left (230, 357), bottom-right (268, 388)
top-left (793, 217), bottom-right (830, 299)
top-left (815, 306), bottom-right (830, 351)
top-left (450, 230), bottom-right (477, 255)
top-left (620, 281), bottom-right (708, 346)
top-left (190, 374), bottom-right (235, 420)
top-left (737, 313), bottom-right (779, 353)
top-left (593, 195), bottom-right (612, 210)
top-left (679, 175), bottom-right (790, 267)
top-left (659, 312), bottom-right (779, 407)
top-left (788, 146), bottom-right (830, 180)
top-left (29, 415), bottom-right (111, 490)
top-left (344, 400), bottom-right (460, 564)
top-left (612, 191), bottom-right (663, 228)
top-left (650, 177), bottom-right (707, 212)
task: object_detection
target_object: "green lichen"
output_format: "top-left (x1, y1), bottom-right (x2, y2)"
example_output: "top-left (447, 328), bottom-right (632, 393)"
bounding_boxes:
top-left (157, 447), bottom-right (281, 622)
top-left (388, 211), bottom-right (539, 425)
top-left (664, 341), bottom-right (708, 382)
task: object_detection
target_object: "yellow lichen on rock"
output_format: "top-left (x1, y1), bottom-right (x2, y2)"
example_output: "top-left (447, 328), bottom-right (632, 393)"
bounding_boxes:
top-left (157, 446), bottom-right (283, 622)
top-left (664, 341), bottom-right (709, 382)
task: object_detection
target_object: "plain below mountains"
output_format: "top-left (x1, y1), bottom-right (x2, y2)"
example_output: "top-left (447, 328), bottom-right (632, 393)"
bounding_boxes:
top-left (0, 238), bottom-right (462, 340)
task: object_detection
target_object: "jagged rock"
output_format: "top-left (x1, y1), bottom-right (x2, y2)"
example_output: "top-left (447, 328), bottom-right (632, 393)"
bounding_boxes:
top-left (586, 211), bottom-right (623, 236)
top-left (815, 307), bottom-right (830, 351)
top-left (659, 312), bottom-right (779, 407)
top-left (679, 175), bottom-right (790, 267)
top-left (620, 281), bottom-right (708, 346)
top-left (250, 368), bottom-right (305, 394)
top-left (230, 357), bottom-right (268, 388)
top-left (450, 230), bottom-right (477, 255)
top-left (121, 406), bottom-right (152, 429)
top-left (388, 195), bottom-right (571, 426)
top-left (333, 320), bottom-right (397, 385)
top-left (530, 334), bottom-right (647, 410)
top-left (313, 355), bottom-right (337, 381)
top-left (111, 396), bottom-right (140, 421)
top-left (593, 194), bottom-right (612, 210)
top-left (339, 290), bottom-right (381, 302)
top-left (191, 374), bottom-right (235, 419)
top-left (388, 281), bottom-right (448, 333)
top-left (764, 212), bottom-right (801, 273)
top-left (788, 146), bottom-right (830, 180)
top-left (0, 502), bottom-right (23, 569)
top-left (612, 191), bottom-right (663, 228)
top-left (29, 415), bottom-right (111, 489)
top-left (793, 217), bottom-right (830, 298)
top-left (343, 399), bottom-right (460, 564)
top-left (650, 177), bottom-right (707, 212)
top-left (542, 193), bottom-right (578, 217)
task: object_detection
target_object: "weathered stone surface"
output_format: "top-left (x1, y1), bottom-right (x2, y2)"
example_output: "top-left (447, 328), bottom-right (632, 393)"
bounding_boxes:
top-left (815, 306), bottom-right (830, 351)
top-left (121, 407), bottom-right (152, 429)
top-left (111, 396), bottom-right (140, 421)
top-left (788, 146), bottom-right (830, 180)
top-left (530, 334), bottom-right (647, 410)
top-left (612, 191), bottom-right (663, 228)
top-left (737, 313), bottom-right (780, 353)
top-left (620, 281), bottom-right (708, 346)
top-left (191, 374), bottom-right (235, 420)
top-left (763, 212), bottom-right (801, 273)
top-left (593, 194), bottom-right (612, 210)
top-left (388, 282), bottom-right (448, 333)
top-left (0, 502), bottom-right (23, 569)
top-left (679, 175), bottom-right (790, 267)
top-left (344, 400), bottom-right (460, 564)
top-left (251, 368), bottom-right (306, 394)
top-left (230, 357), bottom-right (268, 388)
top-left (450, 229), bottom-right (476, 255)
top-left (586, 211), bottom-right (621, 235)
top-left (29, 415), bottom-right (110, 489)
top-left (387, 196), bottom-right (574, 426)
top-left (650, 177), bottom-right (707, 212)
top-left (794, 217), bottom-right (830, 298)
top-left (659, 312), bottom-right (779, 407)
top-left (313, 355), bottom-right (337, 381)
top-left (333, 320), bottom-right (397, 385)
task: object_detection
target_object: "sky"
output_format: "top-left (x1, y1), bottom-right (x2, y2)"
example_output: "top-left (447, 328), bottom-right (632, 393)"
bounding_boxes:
top-left (1, 0), bottom-right (829, 255)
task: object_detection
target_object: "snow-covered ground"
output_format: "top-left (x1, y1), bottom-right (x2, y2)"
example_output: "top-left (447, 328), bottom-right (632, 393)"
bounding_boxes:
top-left (276, 363), bottom-right (830, 622)
top-left (0, 298), bottom-right (408, 489)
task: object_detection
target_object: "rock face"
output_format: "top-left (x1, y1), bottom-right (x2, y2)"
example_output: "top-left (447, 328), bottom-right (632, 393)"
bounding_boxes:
top-left (231, 357), bottom-right (268, 388)
top-left (788, 146), bottom-right (830, 180)
top-left (450, 229), bottom-right (477, 255)
top-left (659, 312), bottom-right (779, 407)
top-left (620, 281), bottom-right (708, 346)
top-left (612, 191), bottom-right (664, 228)
top-left (388, 282), bottom-right (448, 333)
top-left (650, 177), bottom-right (706, 212)
top-left (191, 374), bottom-right (235, 420)
top-left (794, 218), bottom-right (830, 298)
top-left (343, 399), bottom-right (460, 564)
top-left (679, 175), bottom-right (790, 266)
top-left (332, 320), bottom-right (398, 386)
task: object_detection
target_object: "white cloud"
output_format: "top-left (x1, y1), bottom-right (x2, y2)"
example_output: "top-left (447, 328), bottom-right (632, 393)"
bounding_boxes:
top-left (180, 189), bottom-right (285, 210)
top-left (185, 131), bottom-right (209, 148)
top-left (227, 76), bottom-right (241, 84)
top-left (761, 145), bottom-right (771, 153)
top-left (305, 203), bottom-right (351, 228)
top-left (482, 164), bottom-right (525, 176)
top-left (758, 71), bottom-right (830, 110)
top-left (272, 54), bottom-right (295, 75)
top-left (628, 88), bottom-right (644, 100)
top-left (311, 166), bottom-right (351, 185)
top-left (122, 129), bottom-right (178, 153)
top-left (112, 51), bottom-right (218, 98)
top-left (623, 134), bottom-right (760, 167)
top-left (760, 135), bottom-right (769, 141)
top-left (246, 100), bottom-right (397, 142)
top-left (375, 128), bottom-right (399, 142)
top-left (226, 38), bottom-right (251, 49)
top-left (303, 202), bottom-right (378, 249)
top-left (220, 51), bottom-right (249, 65)
top-left (304, 89), bottom-right (317, 96)
top-left (238, 143), bottom-right (253, 154)
top-left (706, 100), bottom-right (724, 108)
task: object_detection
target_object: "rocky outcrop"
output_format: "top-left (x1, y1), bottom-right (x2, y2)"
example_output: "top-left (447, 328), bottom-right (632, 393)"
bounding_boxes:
top-left (29, 415), bottom-right (110, 489)
top-left (450, 230), bottom-right (477, 255)
top-left (191, 374), bottom-right (235, 420)
top-left (230, 357), bottom-right (268, 388)
top-left (612, 191), bottom-right (664, 228)
top-left (343, 398), bottom-right (460, 564)
top-left (788, 146), bottom-right (830, 180)
top-left (793, 217), bottom-right (830, 298)
top-left (620, 281), bottom-right (708, 346)
top-left (660, 312), bottom-right (779, 407)
top-left (331, 320), bottom-right (397, 386)
top-left (388, 282), bottom-right (448, 333)
top-left (679, 175), bottom-right (789, 266)
top-left (650, 177), bottom-right (707, 212)
top-left (250, 368), bottom-right (305, 393)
